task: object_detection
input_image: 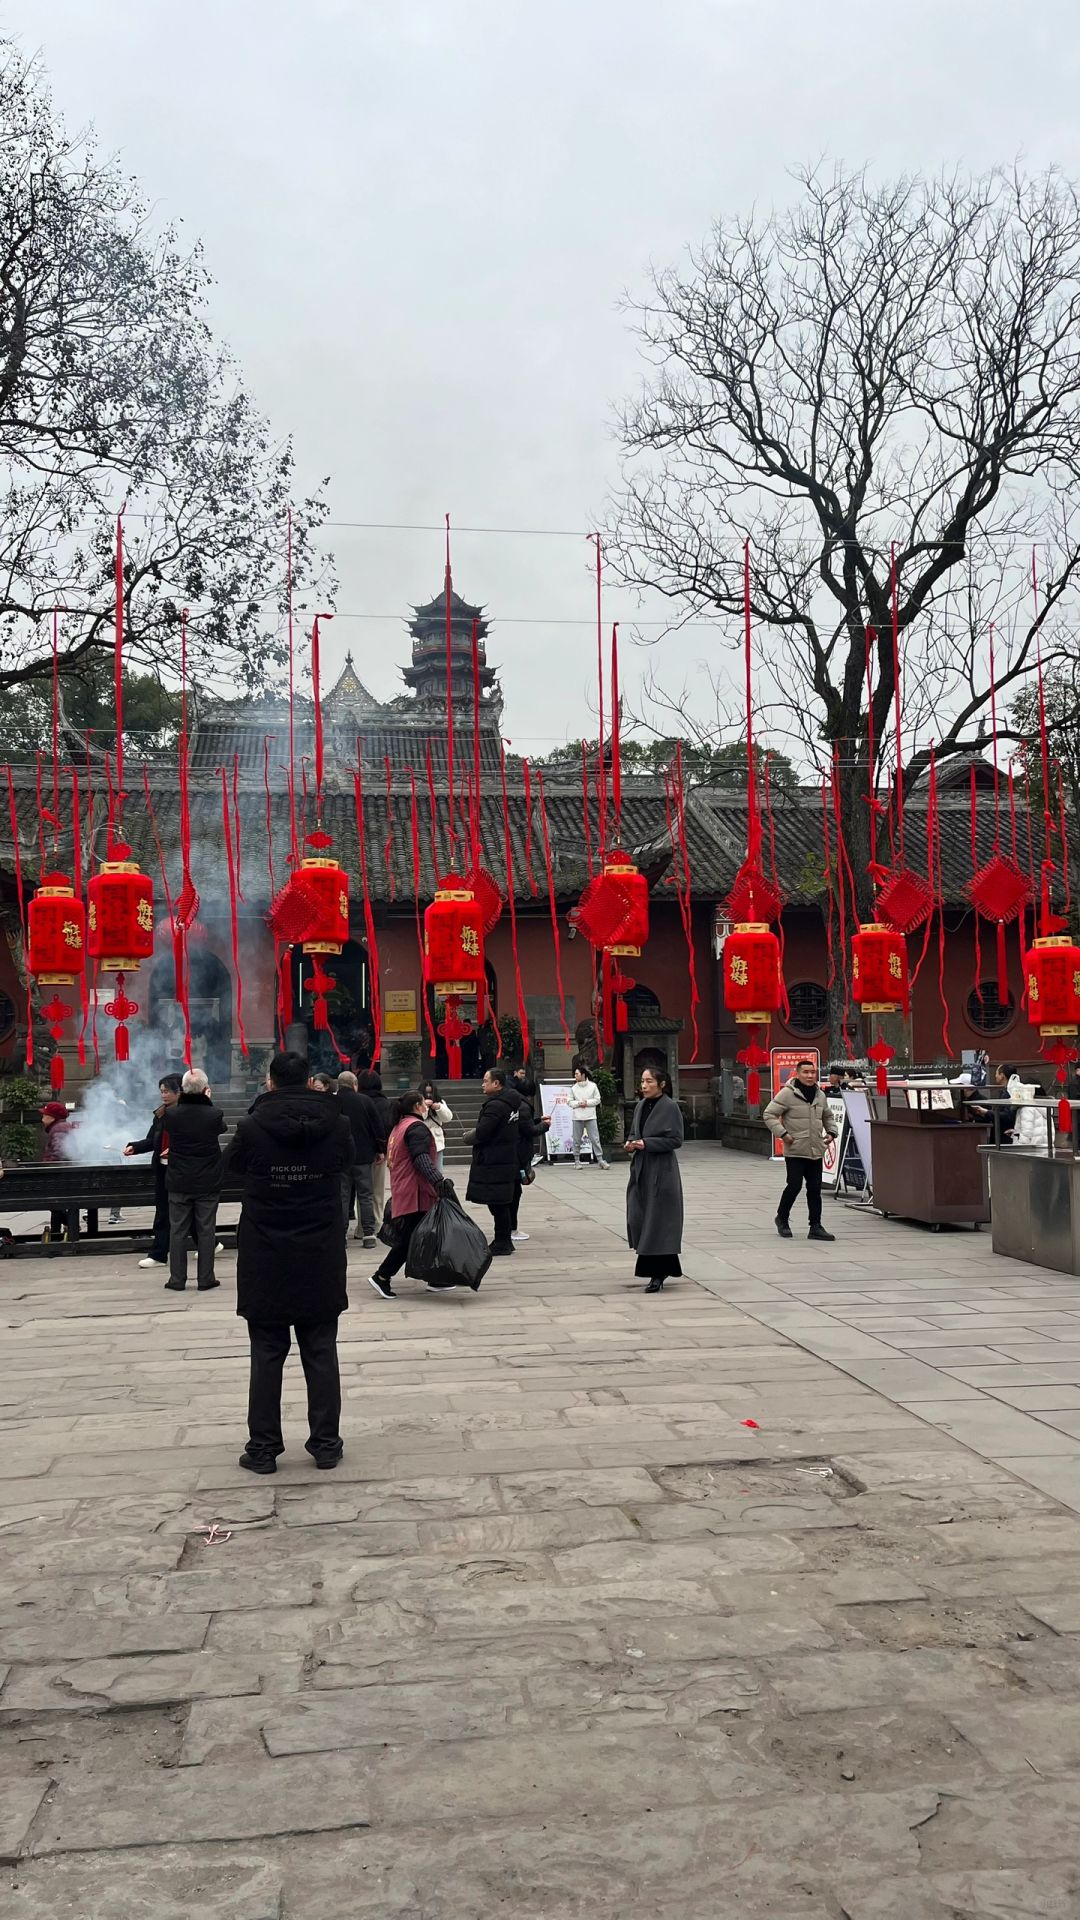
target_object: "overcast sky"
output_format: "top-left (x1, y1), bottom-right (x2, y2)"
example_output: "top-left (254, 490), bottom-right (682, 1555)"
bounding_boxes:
top-left (15, 0), bottom-right (1080, 751)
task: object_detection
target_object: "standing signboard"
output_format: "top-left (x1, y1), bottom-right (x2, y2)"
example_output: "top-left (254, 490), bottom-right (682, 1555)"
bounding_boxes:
top-left (768, 1047), bottom-right (820, 1157)
top-left (842, 1087), bottom-right (874, 1192)
top-left (820, 1094), bottom-right (850, 1190)
top-left (540, 1084), bottom-right (581, 1160)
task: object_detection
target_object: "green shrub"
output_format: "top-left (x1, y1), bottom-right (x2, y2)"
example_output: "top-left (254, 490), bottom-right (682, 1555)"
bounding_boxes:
top-left (0, 1075), bottom-right (46, 1115)
top-left (594, 1066), bottom-right (619, 1108)
top-left (0, 1120), bottom-right (40, 1163)
top-left (596, 1106), bottom-right (620, 1147)
top-left (384, 1039), bottom-right (420, 1089)
top-left (497, 1015), bottom-right (523, 1065)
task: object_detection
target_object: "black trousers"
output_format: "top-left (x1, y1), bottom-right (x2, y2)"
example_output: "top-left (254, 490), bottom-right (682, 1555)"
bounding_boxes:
top-left (246, 1318), bottom-right (342, 1463)
top-left (353, 1162), bottom-right (376, 1236)
top-left (150, 1182), bottom-right (170, 1262)
top-left (777, 1156), bottom-right (823, 1228)
top-left (374, 1210), bottom-right (425, 1280)
top-left (488, 1201), bottom-right (513, 1249)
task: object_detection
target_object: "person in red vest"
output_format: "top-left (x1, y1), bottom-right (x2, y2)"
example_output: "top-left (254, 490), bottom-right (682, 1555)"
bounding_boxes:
top-left (368, 1089), bottom-right (447, 1300)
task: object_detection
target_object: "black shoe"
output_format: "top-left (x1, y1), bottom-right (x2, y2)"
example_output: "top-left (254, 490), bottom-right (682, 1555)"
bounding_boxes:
top-left (490, 1242), bottom-right (514, 1257)
top-left (808, 1225), bottom-right (836, 1242)
top-left (164, 1280), bottom-right (186, 1291)
top-left (775, 1216), bottom-right (793, 1239)
top-left (311, 1452), bottom-right (343, 1470)
top-left (368, 1273), bottom-right (395, 1298)
top-left (239, 1451), bottom-right (276, 1475)
top-left (197, 1278), bottom-right (220, 1291)
top-left (644, 1277), bottom-right (665, 1293)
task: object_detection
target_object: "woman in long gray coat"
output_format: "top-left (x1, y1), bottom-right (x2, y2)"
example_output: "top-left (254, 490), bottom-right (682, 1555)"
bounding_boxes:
top-left (625, 1066), bottom-right (684, 1292)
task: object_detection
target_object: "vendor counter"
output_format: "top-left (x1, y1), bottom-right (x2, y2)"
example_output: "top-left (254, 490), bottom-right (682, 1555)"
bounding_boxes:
top-left (982, 1134), bottom-right (1080, 1274)
top-left (870, 1104), bottom-right (990, 1229)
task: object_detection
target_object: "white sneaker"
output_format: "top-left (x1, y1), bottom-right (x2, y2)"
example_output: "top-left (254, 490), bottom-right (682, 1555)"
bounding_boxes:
top-left (214, 1242), bottom-right (224, 1254)
top-left (138, 1256), bottom-right (165, 1270)
top-left (530, 1156), bottom-right (542, 1168)
top-left (511, 1231), bottom-right (530, 1242)
top-left (598, 1161), bottom-right (610, 1170)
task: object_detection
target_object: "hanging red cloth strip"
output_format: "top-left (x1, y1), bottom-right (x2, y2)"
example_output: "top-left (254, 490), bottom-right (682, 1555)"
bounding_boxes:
top-left (232, 753), bottom-right (244, 903)
top-left (263, 736), bottom-right (286, 1048)
top-left (580, 741), bottom-right (594, 876)
top-left (67, 763), bottom-right (88, 1066)
top-left (444, 514), bottom-right (458, 866)
top-left (353, 757), bottom-right (382, 1063)
top-left (141, 764), bottom-right (174, 922)
top-left (610, 622), bottom-right (622, 832)
top-left (409, 770), bottom-right (439, 1056)
top-left (5, 765), bottom-right (33, 1067)
top-left (931, 750), bottom-right (951, 1058)
top-left (286, 507), bottom-right (299, 865)
top-left (969, 765), bottom-right (983, 998)
top-left (522, 758), bottom-right (539, 896)
top-left (499, 740), bottom-right (530, 1058)
top-left (891, 542), bottom-right (904, 865)
top-left (1058, 766), bottom-right (1073, 919)
top-left (34, 753), bottom-right (45, 871)
top-left (217, 766), bottom-right (248, 1056)
top-left (536, 769), bottom-right (572, 1048)
top-left (470, 617), bottom-right (483, 870)
top-left (311, 614), bottom-right (329, 817)
top-left (829, 747), bottom-right (854, 1030)
top-left (114, 507), bottom-right (126, 838)
top-left (820, 779), bottom-right (836, 990)
top-left (383, 757), bottom-right (397, 901)
top-left (592, 534), bottom-right (607, 864)
top-left (670, 746), bottom-right (701, 1060)
top-left (426, 744), bottom-right (440, 882)
top-left (762, 751), bottom-right (789, 1023)
top-left (49, 609), bottom-right (61, 845)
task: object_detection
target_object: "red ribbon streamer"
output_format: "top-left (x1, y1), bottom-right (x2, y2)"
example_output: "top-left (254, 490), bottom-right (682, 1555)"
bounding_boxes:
top-left (354, 758), bottom-right (382, 1062)
top-left (232, 753), bottom-right (244, 904)
top-left (499, 740), bottom-right (529, 1058)
top-left (5, 766), bottom-right (33, 1066)
top-left (426, 745), bottom-right (440, 881)
top-left (669, 745), bottom-right (701, 1061)
top-left (592, 534), bottom-right (607, 864)
top-left (522, 758), bottom-right (539, 897)
top-left (536, 770), bottom-right (572, 1048)
top-left (580, 740), bottom-right (594, 877)
top-left (34, 753), bottom-right (45, 872)
top-left (114, 508), bottom-right (125, 838)
top-left (409, 770), bottom-right (439, 1057)
top-left (470, 617), bottom-right (483, 871)
top-left (51, 610), bottom-right (61, 843)
top-left (444, 514), bottom-right (457, 864)
top-left (67, 764), bottom-right (88, 1065)
top-left (610, 623), bottom-right (622, 833)
top-left (891, 542), bottom-right (904, 864)
top-left (969, 765), bottom-right (982, 999)
top-left (217, 767), bottom-right (247, 1056)
top-left (383, 756), bottom-right (397, 901)
top-left (820, 780), bottom-right (835, 990)
top-left (286, 506), bottom-right (298, 864)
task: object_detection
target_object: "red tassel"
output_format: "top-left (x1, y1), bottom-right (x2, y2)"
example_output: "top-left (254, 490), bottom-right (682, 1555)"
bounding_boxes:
top-left (314, 996), bottom-right (330, 1032)
top-left (50, 1051), bottom-right (65, 1092)
top-left (747, 1068), bottom-right (761, 1105)
top-left (115, 1023), bottom-right (130, 1062)
top-left (1057, 1094), bottom-right (1072, 1135)
top-left (615, 997), bottom-right (628, 1033)
top-left (996, 920), bottom-right (1009, 1005)
top-left (876, 1062), bottom-right (888, 1096)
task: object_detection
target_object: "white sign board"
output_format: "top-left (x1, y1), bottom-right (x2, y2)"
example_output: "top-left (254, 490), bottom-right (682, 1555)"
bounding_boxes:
top-left (843, 1088), bottom-right (874, 1191)
top-left (540, 1084), bottom-right (584, 1160)
top-left (820, 1095), bottom-right (849, 1190)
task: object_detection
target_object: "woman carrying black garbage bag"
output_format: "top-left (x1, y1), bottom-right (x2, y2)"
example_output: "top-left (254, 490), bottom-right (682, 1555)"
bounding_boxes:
top-left (368, 1090), bottom-right (447, 1300)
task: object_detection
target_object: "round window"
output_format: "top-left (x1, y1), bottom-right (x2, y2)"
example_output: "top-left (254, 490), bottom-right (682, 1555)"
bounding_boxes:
top-left (786, 982), bottom-right (829, 1037)
top-left (966, 982), bottom-right (1015, 1036)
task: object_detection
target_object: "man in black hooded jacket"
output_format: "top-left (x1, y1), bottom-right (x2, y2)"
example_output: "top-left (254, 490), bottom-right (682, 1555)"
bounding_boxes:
top-left (226, 1050), bottom-right (354, 1473)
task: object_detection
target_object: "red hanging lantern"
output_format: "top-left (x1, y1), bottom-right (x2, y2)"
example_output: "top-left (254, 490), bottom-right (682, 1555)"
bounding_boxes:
top-left (571, 855), bottom-right (650, 956)
top-left (1025, 934), bottom-right (1080, 1037)
top-left (87, 845), bottom-right (154, 975)
top-left (851, 923), bottom-right (910, 1015)
top-left (723, 923), bottom-right (783, 1024)
top-left (299, 833), bottom-right (349, 956)
top-left (28, 873), bottom-right (85, 985)
top-left (424, 877), bottom-right (486, 1005)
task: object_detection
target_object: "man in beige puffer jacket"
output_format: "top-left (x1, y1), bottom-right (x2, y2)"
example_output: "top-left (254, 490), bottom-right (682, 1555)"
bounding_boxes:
top-left (762, 1059), bottom-right (839, 1241)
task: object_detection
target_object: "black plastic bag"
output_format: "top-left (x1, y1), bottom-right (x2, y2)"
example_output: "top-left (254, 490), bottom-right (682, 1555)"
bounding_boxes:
top-left (376, 1199), bottom-right (406, 1249)
top-left (404, 1192), bottom-right (492, 1291)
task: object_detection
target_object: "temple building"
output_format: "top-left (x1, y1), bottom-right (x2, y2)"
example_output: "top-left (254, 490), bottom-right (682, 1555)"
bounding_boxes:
top-left (0, 582), bottom-right (1048, 1122)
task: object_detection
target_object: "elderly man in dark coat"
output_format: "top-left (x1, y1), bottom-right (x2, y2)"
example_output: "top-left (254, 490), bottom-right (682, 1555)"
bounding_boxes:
top-left (466, 1067), bottom-right (520, 1256)
top-left (625, 1066), bottom-right (684, 1292)
top-left (226, 1050), bottom-right (354, 1474)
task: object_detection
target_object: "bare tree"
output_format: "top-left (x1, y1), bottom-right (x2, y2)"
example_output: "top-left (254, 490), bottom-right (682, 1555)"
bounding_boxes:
top-left (0, 44), bottom-right (330, 698)
top-left (610, 164), bottom-right (1080, 912)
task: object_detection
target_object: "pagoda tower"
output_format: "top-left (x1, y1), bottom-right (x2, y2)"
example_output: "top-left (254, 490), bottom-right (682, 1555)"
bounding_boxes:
top-left (402, 587), bottom-right (499, 710)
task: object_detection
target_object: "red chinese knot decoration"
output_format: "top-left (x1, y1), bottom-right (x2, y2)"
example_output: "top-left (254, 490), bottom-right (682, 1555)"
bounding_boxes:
top-left (571, 855), bottom-right (650, 956)
top-left (28, 874), bottom-right (85, 985)
top-left (103, 974), bottom-right (139, 1063)
top-left (438, 994), bottom-right (474, 1079)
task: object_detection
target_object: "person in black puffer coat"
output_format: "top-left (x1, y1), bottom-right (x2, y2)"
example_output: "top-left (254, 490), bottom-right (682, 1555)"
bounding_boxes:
top-left (465, 1067), bottom-right (520, 1255)
top-left (505, 1069), bottom-right (548, 1244)
top-left (164, 1071), bottom-right (228, 1293)
top-left (226, 1050), bottom-right (354, 1474)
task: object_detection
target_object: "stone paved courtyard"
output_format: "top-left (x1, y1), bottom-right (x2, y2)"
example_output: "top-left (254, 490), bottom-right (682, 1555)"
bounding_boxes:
top-left (2, 1145), bottom-right (1080, 1917)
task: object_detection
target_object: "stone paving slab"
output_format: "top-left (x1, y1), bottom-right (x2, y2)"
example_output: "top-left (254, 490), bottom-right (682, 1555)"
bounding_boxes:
top-left (2, 1146), bottom-right (1080, 1913)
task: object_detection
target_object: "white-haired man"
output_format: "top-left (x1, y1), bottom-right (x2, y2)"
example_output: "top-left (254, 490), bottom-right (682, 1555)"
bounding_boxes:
top-left (164, 1068), bottom-right (228, 1292)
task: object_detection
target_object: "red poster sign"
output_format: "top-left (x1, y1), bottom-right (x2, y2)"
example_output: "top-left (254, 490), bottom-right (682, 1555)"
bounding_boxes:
top-left (768, 1046), bottom-right (820, 1157)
